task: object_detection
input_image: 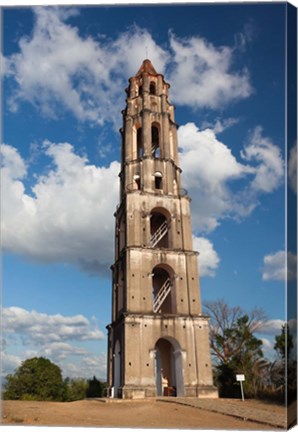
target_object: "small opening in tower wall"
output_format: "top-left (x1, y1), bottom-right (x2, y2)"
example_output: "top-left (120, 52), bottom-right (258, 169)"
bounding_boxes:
top-left (154, 172), bottom-right (163, 190)
top-left (150, 81), bottom-right (156, 95)
top-left (134, 174), bottom-right (141, 190)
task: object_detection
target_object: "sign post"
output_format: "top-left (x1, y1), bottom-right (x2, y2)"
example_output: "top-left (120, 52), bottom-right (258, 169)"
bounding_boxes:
top-left (236, 374), bottom-right (245, 401)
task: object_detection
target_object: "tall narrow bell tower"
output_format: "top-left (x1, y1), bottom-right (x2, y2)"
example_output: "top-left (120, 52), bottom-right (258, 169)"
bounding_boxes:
top-left (107, 59), bottom-right (217, 399)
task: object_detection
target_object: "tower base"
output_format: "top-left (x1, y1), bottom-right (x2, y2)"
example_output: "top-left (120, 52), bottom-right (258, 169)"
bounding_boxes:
top-left (107, 385), bottom-right (218, 399)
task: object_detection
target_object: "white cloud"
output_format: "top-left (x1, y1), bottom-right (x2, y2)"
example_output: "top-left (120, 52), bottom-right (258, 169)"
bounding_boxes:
top-left (178, 123), bottom-right (248, 232)
top-left (4, 7), bottom-right (253, 125)
top-left (110, 25), bottom-right (169, 79)
top-left (1, 352), bottom-right (22, 375)
top-left (261, 338), bottom-right (273, 350)
top-left (288, 144), bottom-right (297, 194)
top-left (1, 142), bottom-right (119, 274)
top-left (2, 346), bottom-right (106, 380)
top-left (257, 319), bottom-right (285, 335)
top-left (201, 117), bottom-right (239, 134)
top-left (168, 33), bottom-right (252, 109)
top-left (192, 236), bottom-right (220, 277)
top-left (43, 342), bottom-right (89, 360)
top-left (2, 306), bottom-right (105, 344)
top-left (4, 8), bottom-right (168, 126)
top-left (2, 306), bottom-right (106, 377)
top-left (60, 354), bottom-right (106, 379)
top-left (262, 250), bottom-right (297, 281)
top-left (6, 7), bottom-right (113, 123)
top-left (178, 123), bottom-right (284, 233)
top-left (241, 126), bottom-right (284, 193)
top-left (1, 143), bottom-right (27, 179)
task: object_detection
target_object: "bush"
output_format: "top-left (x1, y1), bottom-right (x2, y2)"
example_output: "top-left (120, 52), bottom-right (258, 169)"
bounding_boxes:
top-left (3, 357), bottom-right (65, 401)
top-left (64, 378), bottom-right (88, 401)
top-left (86, 376), bottom-right (105, 398)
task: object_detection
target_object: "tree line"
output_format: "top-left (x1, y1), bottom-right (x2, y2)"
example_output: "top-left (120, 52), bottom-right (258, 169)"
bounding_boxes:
top-left (3, 357), bottom-right (105, 402)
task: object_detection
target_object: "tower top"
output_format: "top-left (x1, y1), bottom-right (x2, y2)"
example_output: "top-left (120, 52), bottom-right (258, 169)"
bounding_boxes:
top-left (135, 59), bottom-right (158, 77)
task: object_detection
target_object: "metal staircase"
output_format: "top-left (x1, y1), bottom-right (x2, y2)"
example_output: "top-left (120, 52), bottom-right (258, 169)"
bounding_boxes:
top-left (148, 220), bottom-right (168, 248)
top-left (152, 142), bottom-right (159, 155)
top-left (153, 278), bottom-right (172, 313)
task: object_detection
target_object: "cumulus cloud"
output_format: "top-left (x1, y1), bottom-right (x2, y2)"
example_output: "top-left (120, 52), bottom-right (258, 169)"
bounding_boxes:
top-left (2, 347), bottom-right (106, 380)
top-left (2, 352), bottom-right (22, 375)
top-left (2, 306), bottom-right (106, 377)
top-left (178, 122), bottom-right (250, 232)
top-left (4, 7), bottom-right (252, 125)
top-left (2, 306), bottom-right (104, 344)
top-left (168, 32), bottom-right (252, 109)
top-left (193, 236), bottom-right (220, 277)
top-left (43, 342), bottom-right (89, 360)
top-left (257, 319), bottom-right (285, 335)
top-left (178, 123), bottom-right (284, 233)
top-left (3, 8), bottom-right (167, 126)
top-left (60, 355), bottom-right (107, 379)
top-left (1, 306), bottom-right (106, 378)
top-left (262, 250), bottom-right (297, 281)
top-left (241, 126), bottom-right (284, 193)
top-left (1, 141), bottom-right (119, 274)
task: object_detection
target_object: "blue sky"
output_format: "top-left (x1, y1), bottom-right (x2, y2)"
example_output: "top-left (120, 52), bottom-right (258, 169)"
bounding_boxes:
top-left (1, 3), bottom-right (297, 380)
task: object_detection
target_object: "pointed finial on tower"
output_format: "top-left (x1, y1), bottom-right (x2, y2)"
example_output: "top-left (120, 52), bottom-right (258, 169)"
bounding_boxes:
top-left (135, 58), bottom-right (158, 77)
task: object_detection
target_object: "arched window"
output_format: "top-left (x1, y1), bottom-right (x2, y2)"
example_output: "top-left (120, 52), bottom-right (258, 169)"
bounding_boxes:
top-left (151, 125), bottom-right (160, 157)
top-left (148, 208), bottom-right (171, 249)
top-left (137, 128), bottom-right (143, 158)
top-left (154, 171), bottom-right (163, 190)
top-left (152, 265), bottom-right (176, 314)
top-left (133, 174), bottom-right (141, 190)
top-left (138, 85), bottom-right (143, 96)
top-left (149, 81), bottom-right (156, 95)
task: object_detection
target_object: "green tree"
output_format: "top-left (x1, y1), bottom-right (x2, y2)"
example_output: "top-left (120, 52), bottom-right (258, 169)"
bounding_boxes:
top-left (204, 300), bottom-right (266, 398)
top-left (274, 324), bottom-right (293, 359)
top-left (270, 324), bottom-right (296, 404)
top-left (86, 376), bottom-right (105, 398)
top-left (65, 378), bottom-right (88, 401)
top-left (204, 299), bottom-right (266, 365)
top-left (3, 357), bottom-right (66, 401)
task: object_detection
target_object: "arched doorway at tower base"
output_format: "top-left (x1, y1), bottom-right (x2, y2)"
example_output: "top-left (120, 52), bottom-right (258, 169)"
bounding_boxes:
top-left (154, 337), bottom-right (184, 397)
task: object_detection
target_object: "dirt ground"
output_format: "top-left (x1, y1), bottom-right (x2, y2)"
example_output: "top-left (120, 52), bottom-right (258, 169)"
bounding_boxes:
top-left (1, 398), bottom-right (284, 429)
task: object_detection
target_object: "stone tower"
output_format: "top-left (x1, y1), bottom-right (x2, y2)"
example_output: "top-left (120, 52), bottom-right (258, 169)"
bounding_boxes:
top-left (106, 59), bottom-right (217, 399)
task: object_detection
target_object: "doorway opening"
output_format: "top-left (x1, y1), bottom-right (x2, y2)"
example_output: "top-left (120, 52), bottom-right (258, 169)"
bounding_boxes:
top-left (155, 337), bottom-right (184, 397)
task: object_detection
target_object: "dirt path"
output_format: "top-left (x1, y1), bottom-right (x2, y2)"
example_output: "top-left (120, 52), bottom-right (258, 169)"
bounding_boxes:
top-left (1, 398), bottom-right (284, 429)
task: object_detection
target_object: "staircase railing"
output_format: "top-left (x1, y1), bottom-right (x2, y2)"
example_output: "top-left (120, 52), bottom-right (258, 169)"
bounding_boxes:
top-left (148, 220), bottom-right (168, 248)
top-left (153, 278), bottom-right (171, 313)
top-left (152, 142), bottom-right (159, 155)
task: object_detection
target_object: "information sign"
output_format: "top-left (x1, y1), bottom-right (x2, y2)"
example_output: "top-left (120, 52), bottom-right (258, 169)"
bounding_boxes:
top-left (236, 374), bottom-right (245, 381)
